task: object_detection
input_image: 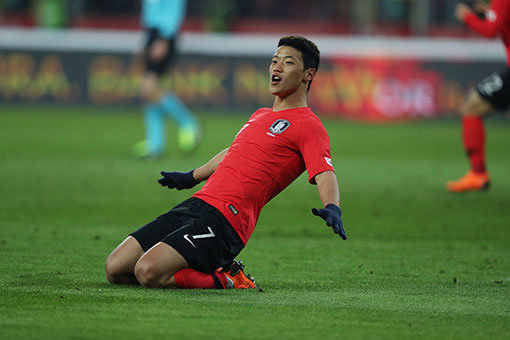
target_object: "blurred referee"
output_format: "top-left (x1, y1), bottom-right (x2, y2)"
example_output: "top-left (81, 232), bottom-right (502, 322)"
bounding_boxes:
top-left (133, 0), bottom-right (200, 158)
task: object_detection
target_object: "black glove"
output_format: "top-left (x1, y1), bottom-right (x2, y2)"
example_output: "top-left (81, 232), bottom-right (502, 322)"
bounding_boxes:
top-left (311, 204), bottom-right (347, 240)
top-left (158, 170), bottom-right (197, 190)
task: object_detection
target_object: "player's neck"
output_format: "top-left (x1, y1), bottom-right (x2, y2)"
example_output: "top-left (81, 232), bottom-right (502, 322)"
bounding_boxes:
top-left (272, 90), bottom-right (308, 112)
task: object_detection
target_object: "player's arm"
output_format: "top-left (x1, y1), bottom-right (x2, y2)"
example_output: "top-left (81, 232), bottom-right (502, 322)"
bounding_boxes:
top-left (298, 119), bottom-right (346, 239)
top-left (311, 170), bottom-right (347, 240)
top-left (456, 0), bottom-right (507, 38)
top-left (158, 148), bottom-right (229, 190)
top-left (193, 148), bottom-right (229, 182)
top-left (315, 170), bottom-right (340, 206)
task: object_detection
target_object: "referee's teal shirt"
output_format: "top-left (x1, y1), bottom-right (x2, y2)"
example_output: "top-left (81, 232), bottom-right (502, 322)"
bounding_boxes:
top-left (141, 0), bottom-right (187, 38)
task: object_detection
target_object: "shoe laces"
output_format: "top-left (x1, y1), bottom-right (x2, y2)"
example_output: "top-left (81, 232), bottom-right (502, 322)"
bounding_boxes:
top-left (223, 260), bottom-right (262, 291)
top-left (222, 260), bottom-right (244, 276)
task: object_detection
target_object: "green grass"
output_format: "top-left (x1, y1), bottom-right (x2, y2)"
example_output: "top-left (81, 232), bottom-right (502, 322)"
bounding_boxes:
top-left (1, 104), bottom-right (509, 339)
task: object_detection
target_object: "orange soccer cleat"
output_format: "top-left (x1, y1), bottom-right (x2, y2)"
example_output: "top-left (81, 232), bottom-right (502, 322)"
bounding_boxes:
top-left (221, 260), bottom-right (257, 289)
top-left (446, 170), bottom-right (490, 193)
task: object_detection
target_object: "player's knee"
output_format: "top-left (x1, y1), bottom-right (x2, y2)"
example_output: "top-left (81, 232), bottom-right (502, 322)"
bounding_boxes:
top-left (458, 97), bottom-right (473, 116)
top-left (458, 104), bottom-right (472, 116)
top-left (140, 78), bottom-right (161, 102)
top-left (458, 89), bottom-right (489, 116)
top-left (105, 269), bottom-right (117, 284)
top-left (134, 261), bottom-right (160, 288)
top-left (105, 256), bottom-right (123, 284)
top-left (105, 254), bottom-right (137, 284)
top-left (140, 85), bottom-right (154, 102)
top-left (459, 98), bottom-right (476, 116)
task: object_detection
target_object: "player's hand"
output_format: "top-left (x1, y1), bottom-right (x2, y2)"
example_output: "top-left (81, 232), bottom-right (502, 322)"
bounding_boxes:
top-left (158, 170), bottom-right (197, 190)
top-left (311, 204), bottom-right (347, 240)
top-left (455, 3), bottom-right (472, 22)
top-left (474, 1), bottom-right (489, 14)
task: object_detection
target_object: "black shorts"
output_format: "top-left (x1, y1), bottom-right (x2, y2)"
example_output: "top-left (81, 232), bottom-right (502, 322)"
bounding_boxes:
top-left (129, 197), bottom-right (244, 274)
top-left (143, 28), bottom-right (177, 75)
top-left (475, 68), bottom-right (510, 110)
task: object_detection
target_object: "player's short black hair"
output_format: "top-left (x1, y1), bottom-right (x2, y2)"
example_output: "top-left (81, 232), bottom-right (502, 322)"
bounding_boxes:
top-left (278, 36), bottom-right (320, 91)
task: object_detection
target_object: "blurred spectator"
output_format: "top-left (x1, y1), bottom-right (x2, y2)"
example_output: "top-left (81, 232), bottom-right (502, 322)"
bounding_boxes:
top-left (0, 0), bottom-right (494, 37)
top-left (35, 0), bottom-right (68, 28)
top-left (378, 0), bottom-right (409, 24)
top-left (203, 0), bottom-right (237, 32)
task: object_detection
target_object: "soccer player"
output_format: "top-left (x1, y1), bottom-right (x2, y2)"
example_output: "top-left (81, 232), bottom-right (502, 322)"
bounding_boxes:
top-left (446, 0), bottom-right (510, 192)
top-left (105, 36), bottom-right (347, 289)
top-left (132, 0), bottom-right (200, 158)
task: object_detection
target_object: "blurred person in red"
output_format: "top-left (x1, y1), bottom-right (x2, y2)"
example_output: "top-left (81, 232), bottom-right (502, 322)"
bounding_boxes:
top-left (133, 0), bottom-right (200, 159)
top-left (447, 0), bottom-right (510, 192)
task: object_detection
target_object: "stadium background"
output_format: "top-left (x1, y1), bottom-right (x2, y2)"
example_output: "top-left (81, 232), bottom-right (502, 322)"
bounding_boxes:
top-left (1, 0), bottom-right (507, 120)
top-left (1, 1), bottom-right (509, 339)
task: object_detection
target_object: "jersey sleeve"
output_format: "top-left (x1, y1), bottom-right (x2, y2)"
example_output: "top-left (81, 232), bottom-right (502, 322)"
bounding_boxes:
top-left (297, 118), bottom-right (335, 184)
top-left (464, 0), bottom-right (510, 38)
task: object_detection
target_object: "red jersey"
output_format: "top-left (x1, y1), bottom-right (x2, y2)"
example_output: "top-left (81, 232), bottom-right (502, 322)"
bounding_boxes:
top-left (465, 0), bottom-right (510, 66)
top-left (193, 107), bottom-right (335, 245)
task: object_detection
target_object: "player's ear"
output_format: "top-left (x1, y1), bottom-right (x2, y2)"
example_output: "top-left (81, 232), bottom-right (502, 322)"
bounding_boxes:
top-left (303, 68), bottom-right (317, 83)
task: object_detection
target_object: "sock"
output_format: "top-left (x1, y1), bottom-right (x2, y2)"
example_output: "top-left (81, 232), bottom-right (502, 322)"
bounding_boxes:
top-left (461, 116), bottom-right (486, 173)
top-left (174, 269), bottom-right (227, 289)
top-left (144, 103), bottom-right (165, 154)
top-left (159, 94), bottom-right (197, 128)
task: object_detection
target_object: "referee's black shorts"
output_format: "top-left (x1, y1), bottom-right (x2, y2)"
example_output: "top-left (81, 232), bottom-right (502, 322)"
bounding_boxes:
top-left (143, 28), bottom-right (177, 76)
top-left (475, 68), bottom-right (510, 110)
top-left (130, 197), bottom-right (244, 274)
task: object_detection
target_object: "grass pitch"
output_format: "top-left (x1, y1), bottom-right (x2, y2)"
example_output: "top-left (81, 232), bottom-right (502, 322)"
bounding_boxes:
top-left (0, 104), bottom-right (509, 339)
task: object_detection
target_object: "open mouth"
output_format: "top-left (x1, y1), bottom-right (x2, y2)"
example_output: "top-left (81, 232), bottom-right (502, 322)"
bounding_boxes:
top-left (271, 74), bottom-right (282, 85)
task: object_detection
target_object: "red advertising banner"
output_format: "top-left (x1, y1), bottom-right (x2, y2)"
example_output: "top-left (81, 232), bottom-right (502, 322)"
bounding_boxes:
top-left (0, 49), bottom-right (502, 120)
top-left (311, 58), bottom-right (442, 121)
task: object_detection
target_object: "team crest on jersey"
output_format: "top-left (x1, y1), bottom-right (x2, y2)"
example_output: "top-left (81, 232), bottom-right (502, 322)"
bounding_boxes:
top-left (269, 119), bottom-right (291, 134)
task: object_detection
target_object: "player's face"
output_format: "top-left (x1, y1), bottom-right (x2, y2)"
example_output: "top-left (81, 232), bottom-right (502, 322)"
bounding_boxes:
top-left (269, 46), bottom-right (309, 97)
